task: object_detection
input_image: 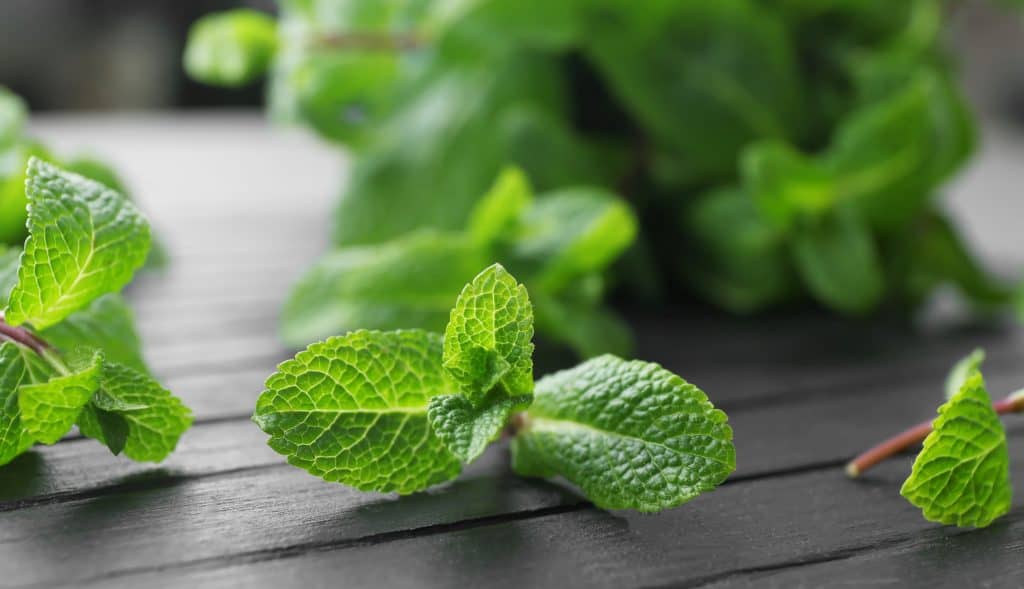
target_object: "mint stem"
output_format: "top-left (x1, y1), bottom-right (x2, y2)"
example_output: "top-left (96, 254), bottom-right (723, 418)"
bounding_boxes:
top-left (846, 391), bottom-right (1024, 477)
top-left (0, 313), bottom-right (50, 356)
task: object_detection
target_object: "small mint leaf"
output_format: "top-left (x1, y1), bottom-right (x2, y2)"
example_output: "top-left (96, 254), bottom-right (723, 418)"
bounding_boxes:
top-left (18, 349), bottom-right (103, 445)
top-left (253, 330), bottom-right (461, 494)
top-left (944, 348), bottom-right (985, 400)
top-left (184, 9), bottom-right (278, 87)
top-left (40, 293), bottom-right (150, 375)
top-left (5, 158), bottom-right (151, 330)
top-left (428, 391), bottom-right (531, 463)
top-left (0, 342), bottom-right (54, 465)
top-left (467, 167), bottom-right (532, 246)
top-left (901, 369), bottom-right (1011, 528)
top-left (512, 355), bottom-right (735, 512)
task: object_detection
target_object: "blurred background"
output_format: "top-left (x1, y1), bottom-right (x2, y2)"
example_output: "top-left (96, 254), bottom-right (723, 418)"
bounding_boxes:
top-left (0, 0), bottom-right (1021, 121)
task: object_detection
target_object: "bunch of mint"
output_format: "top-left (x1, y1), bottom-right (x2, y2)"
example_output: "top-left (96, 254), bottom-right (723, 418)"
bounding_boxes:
top-left (0, 158), bottom-right (191, 466)
top-left (255, 263), bottom-right (735, 512)
top-left (185, 1), bottom-right (1022, 344)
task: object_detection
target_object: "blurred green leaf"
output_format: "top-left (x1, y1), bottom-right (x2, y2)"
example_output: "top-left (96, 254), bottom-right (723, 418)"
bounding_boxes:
top-left (184, 9), bottom-right (278, 86)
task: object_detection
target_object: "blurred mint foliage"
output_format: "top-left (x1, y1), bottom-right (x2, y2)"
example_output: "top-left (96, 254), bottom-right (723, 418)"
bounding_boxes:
top-left (0, 87), bottom-right (168, 269)
top-left (186, 0), bottom-right (1020, 355)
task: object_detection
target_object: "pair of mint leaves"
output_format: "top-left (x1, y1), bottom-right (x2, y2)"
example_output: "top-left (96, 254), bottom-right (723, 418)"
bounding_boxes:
top-left (255, 264), bottom-right (736, 512)
top-left (0, 158), bottom-right (191, 466)
top-left (900, 350), bottom-right (1018, 528)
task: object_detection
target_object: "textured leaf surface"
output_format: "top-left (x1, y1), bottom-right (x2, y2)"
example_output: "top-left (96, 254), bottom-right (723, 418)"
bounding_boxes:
top-left (901, 370), bottom-right (1011, 528)
top-left (5, 158), bottom-right (150, 329)
top-left (253, 330), bottom-right (462, 493)
top-left (443, 264), bottom-right (533, 400)
top-left (281, 231), bottom-right (485, 347)
top-left (18, 350), bottom-right (102, 444)
top-left (0, 342), bottom-right (53, 465)
top-left (41, 293), bottom-right (149, 374)
top-left (428, 391), bottom-right (531, 463)
top-left (77, 362), bottom-right (192, 462)
top-left (512, 355), bottom-right (735, 512)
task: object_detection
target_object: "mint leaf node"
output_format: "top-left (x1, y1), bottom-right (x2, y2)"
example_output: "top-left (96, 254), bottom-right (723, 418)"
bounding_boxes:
top-left (511, 355), bottom-right (735, 512)
top-left (253, 330), bottom-right (462, 494)
top-left (19, 349), bottom-right (103, 444)
top-left (901, 370), bottom-right (1011, 528)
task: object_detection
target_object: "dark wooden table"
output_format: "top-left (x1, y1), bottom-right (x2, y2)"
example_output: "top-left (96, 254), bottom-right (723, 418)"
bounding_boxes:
top-left (2, 114), bottom-right (1023, 588)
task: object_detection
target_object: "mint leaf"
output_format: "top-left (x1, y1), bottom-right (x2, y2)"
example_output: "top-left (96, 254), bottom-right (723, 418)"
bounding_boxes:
top-left (184, 9), bottom-right (278, 87)
top-left (428, 390), bottom-right (531, 463)
top-left (0, 342), bottom-right (53, 465)
top-left (282, 231), bottom-right (485, 347)
top-left (40, 294), bottom-right (149, 374)
top-left (513, 188), bottom-right (637, 292)
top-left (945, 348), bottom-right (985, 400)
top-left (5, 158), bottom-right (150, 330)
top-left (18, 349), bottom-right (103, 444)
top-left (532, 291), bottom-right (633, 358)
top-left (77, 362), bottom-right (192, 462)
top-left (253, 330), bottom-right (462, 493)
top-left (512, 355), bottom-right (735, 512)
top-left (467, 167), bottom-right (532, 246)
top-left (901, 369), bottom-right (1011, 528)
top-left (442, 263), bottom-right (534, 400)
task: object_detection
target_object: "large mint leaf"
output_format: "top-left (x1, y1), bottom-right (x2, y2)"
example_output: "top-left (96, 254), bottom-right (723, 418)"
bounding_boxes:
top-left (512, 355), bottom-right (735, 512)
top-left (18, 350), bottom-right (103, 444)
top-left (442, 264), bottom-right (533, 400)
top-left (901, 369), bottom-right (1011, 528)
top-left (5, 158), bottom-right (150, 330)
top-left (77, 361), bottom-right (192, 462)
top-left (428, 390), bottom-right (532, 463)
top-left (253, 330), bottom-right (462, 493)
top-left (281, 231), bottom-right (485, 347)
top-left (41, 294), bottom-right (149, 374)
top-left (0, 342), bottom-right (53, 465)
top-left (184, 9), bottom-right (278, 87)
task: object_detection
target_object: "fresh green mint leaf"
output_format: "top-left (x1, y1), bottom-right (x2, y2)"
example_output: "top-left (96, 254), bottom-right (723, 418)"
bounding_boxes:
top-left (253, 330), bottom-right (462, 493)
top-left (41, 294), bottom-right (150, 374)
top-left (442, 263), bottom-right (534, 399)
top-left (184, 9), bottom-right (278, 87)
top-left (791, 206), bottom-right (884, 314)
top-left (76, 361), bottom-right (192, 462)
top-left (18, 349), bottom-right (103, 445)
top-left (512, 355), bottom-right (735, 512)
top-left (945, 348), bottom-right (985, 400)
top-left (0, 342), bottom-right (53, 465)
top-left (513, 188), bottom-right (637, 293)
top-left (743, 141), bottom-right (833, 229)
top-left (282, 231), bottom-right (485, 347)
top-left (0, 86), bottom-right (26, 149)
top-left (901, 369), bottom-right (1011, 528)
top-left (5, 158), bottom-right (151, 330)
top-left (428, 390), bottom-right (531, 463)
top-left (467, 167), bottom-right (532, 246)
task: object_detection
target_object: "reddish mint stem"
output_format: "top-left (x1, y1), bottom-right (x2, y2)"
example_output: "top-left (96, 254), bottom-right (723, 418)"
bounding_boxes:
top-left (0, 312), bottom-right (49, 356)
top-left (846, 394), bottom-right (1024, 477)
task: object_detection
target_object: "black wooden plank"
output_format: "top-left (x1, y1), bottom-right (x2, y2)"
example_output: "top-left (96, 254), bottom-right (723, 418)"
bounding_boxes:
top-left (48, 437), bottom-right (1024, 589)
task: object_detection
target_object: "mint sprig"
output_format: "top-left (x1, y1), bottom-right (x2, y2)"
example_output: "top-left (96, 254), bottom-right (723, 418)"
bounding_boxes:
top-left (256, 263), bottom-right (735, 512)
top-left (0, 159), bottom-right (191, 467)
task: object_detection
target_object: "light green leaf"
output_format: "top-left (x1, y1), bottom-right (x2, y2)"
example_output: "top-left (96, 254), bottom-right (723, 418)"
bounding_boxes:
top-left (18, 350), bottom-right (103, 445)
top-left (532, 291), bottom-right (633, 358)
top-left (77, 362), bottom-right (192, 462)
top-left (428, 390), bottom-right (531, 463)
top-left (512, 355), bottom-right (735, 512)
top-left (253, 330), bottom-right (462, 493)
top-left (791, 206), bottom-right (884, 314)
top-left (0, 246), bottom-right (19, 306)
top-left (513, 188), bottom-right (637, 293)
top-left (443, 263), bottom-right (533, 400)
top-left (184, 9), bottom-right (278, 87)
top-left (945, 349), bottom-right (985, 400)
top-left (0, 342), bottom-right (54, 465)
top-left (0, 87), bottom-right (27, 149)
top-left (41, 293), bottom-right (149, 374)
top-left (5, 158), bottom-right (151, 330)
top-left (742, 141), bottom-right (833, 229)
top-left (281, 231), bottom-right (486, 347)
top-left (901, 370), bottom-right (1011, 528)
top-left (467, 167), bottom-right (533, 247)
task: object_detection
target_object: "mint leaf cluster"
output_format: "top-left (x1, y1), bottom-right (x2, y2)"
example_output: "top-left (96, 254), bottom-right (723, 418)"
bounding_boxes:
top-left (0, 158), bottom-right (191, 466)
top-left (255, 263), bottom-right (735, 512)
top-left (282, 168), bottom-right (636, 358)
top-left (902, 354), bottom-right (1012, 528)
top-left (185, 1), bottom-right (1021, 328)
